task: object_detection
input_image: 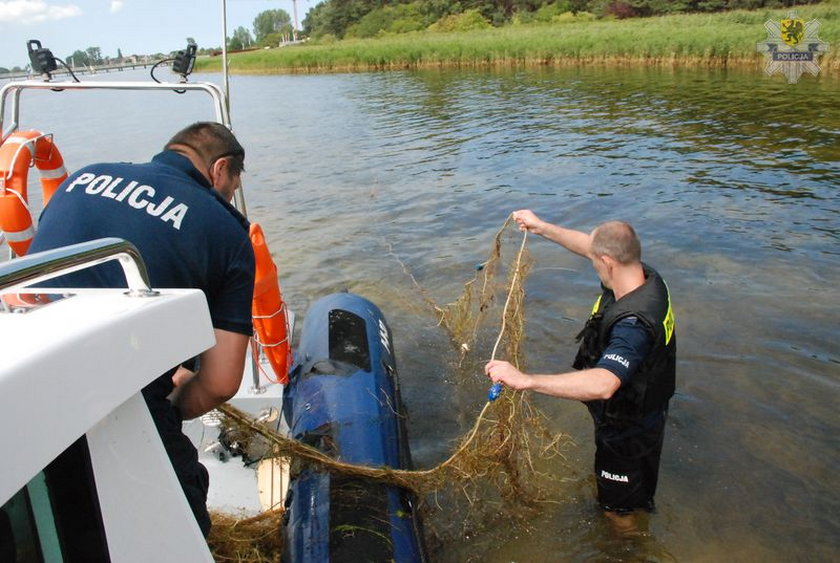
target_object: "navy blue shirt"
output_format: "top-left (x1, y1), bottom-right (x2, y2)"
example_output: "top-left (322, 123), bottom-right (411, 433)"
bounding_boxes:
top-left (30, 151), bottom-right (255, 394)
top-left (596, 316), bottom-right (652, 385)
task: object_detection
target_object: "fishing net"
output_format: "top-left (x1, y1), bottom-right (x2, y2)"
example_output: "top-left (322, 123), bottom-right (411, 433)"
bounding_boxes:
top-left (210, 216), bottom-right (573, 560)
top-left (207, 509), bottom-right (284, 563)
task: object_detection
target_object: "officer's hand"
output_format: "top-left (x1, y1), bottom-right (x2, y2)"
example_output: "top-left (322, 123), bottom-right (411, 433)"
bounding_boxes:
top-left (172, 366), bottom-right (195, 387)
top-left (512, 209), bottom-right (542, 234)
top-left (485, 359), bottom-right (531, 391)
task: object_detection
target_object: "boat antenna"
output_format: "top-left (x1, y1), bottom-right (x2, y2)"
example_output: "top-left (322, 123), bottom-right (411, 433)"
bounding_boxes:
top-left (221, 0), bottom-right (231, 115)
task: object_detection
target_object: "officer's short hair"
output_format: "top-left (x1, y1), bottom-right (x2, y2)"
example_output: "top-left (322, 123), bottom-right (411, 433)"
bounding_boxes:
top-left (165, 122), bottom-right (245, 176)
top-left (591, 221), bottom-right (641, 264)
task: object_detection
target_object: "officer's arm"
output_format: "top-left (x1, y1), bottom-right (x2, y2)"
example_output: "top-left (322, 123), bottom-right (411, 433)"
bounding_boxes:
top-left (512, 209), bottom-right (593, 258)
top-left (485, 360), bottom-right (621, 401)
top-left (171, 329), bottom-right (248, 419)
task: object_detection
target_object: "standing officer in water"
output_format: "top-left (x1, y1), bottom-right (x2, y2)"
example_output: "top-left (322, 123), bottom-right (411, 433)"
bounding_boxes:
top-left (485, 210), bottom-right (676, 522)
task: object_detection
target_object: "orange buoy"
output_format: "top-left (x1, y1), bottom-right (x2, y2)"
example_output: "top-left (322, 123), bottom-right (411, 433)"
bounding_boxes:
top-left (250, 222), bottom-right (292, 384)
top-left (0, 130), bottom-right (68, 256)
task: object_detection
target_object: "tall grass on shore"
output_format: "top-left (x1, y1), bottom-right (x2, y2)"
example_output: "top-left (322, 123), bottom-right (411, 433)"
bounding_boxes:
top-left (197, 2), bottom-right (838, 73)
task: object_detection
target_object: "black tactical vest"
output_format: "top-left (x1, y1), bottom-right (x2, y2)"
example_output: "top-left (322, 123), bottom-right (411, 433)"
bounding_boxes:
top-left (573, 264), bottom-right (676, 428)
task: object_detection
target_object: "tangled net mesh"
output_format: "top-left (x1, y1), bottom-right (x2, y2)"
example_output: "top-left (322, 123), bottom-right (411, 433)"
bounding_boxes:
top-left (208, 509), bottom-right (284, 563)
top-left (208, 216), bottom-right (573, 561)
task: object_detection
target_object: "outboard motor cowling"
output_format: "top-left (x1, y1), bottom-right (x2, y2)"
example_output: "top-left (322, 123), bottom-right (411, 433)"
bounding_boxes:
top-left (282, 292), bottom-right (427, 562)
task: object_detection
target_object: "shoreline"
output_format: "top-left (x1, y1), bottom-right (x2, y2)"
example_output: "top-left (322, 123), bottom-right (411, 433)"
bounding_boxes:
top-left (196, 3), bottom-right (838, 77)
top-left (203, 55), bottom-right (838, 77)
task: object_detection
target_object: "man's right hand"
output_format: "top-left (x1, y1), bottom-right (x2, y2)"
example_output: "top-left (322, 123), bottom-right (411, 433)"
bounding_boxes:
top-left (170, 329), bottom-right (249, 420)
top-left (513, 209), bottom-right (543, 234)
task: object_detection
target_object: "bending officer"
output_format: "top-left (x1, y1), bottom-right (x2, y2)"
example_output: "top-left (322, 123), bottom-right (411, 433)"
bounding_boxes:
top-left (29, 122), bottom-right (255, 537)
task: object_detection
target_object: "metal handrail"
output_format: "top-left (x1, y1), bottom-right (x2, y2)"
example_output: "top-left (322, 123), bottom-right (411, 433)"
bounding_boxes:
top-left (0, 78), bottom-right (248, 216)
top-left (0, 80), bottom-right (230, 137)
top-left (0, 237), bottom-right (157, 298)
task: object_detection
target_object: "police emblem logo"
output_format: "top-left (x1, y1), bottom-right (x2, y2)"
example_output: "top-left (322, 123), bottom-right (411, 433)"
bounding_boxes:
top-left (780, 17), bottom-right (805, 47)
top-left (757, 11), bottom-right (830, 84)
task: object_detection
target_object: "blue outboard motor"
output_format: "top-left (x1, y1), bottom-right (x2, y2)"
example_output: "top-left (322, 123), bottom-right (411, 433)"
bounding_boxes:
top-left (282, 293), bottom-right (427, 562)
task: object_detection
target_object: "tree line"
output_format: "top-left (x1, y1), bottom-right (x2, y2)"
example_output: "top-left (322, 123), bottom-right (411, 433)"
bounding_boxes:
top-left (228, 9), bottom-right (295, 50)
top-left (300, 0), bottom-right (822, 39)
top-left (0, 9), bottom-right (295, 73)
top-left (4, 0), bottom-right (814, 73)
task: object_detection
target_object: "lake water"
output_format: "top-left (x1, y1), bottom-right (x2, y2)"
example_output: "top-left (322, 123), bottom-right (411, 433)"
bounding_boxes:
top-left (4, 65), bottom-right (838, 561)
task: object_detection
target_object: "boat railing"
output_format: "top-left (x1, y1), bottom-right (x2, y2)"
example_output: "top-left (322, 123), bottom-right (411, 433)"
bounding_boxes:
top-left (0, 237), bottom-right (158, 301)
top-left (0, 79), bottom-right (230, 136)
top-left (0, 78), bottom-right (247, 215)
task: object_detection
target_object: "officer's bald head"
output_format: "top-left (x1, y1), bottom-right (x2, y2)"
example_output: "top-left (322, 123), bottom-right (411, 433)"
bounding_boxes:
top-left (591, 221), bottom-right (641, 265)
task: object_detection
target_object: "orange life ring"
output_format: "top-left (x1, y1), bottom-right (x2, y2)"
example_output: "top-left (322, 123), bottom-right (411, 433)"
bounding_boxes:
top-left (0, 130), bottom-right (68, 256)
top-left (250, 222), bottom-right (292, 384)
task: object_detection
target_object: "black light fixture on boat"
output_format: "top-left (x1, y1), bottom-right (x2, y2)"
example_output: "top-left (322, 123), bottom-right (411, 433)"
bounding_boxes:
top-left (27, 40), bottom-right (58, 79)
top-left (172, 41), bottom-right (197, 80)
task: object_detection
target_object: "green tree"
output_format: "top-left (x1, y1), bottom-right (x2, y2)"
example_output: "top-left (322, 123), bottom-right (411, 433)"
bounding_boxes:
top-left (528, 2), bottom-right (573, 22)
top-left (67, 49), bottom-right (91, 67)
top-left (428, 9), bottom-right (492, 32)
top-left (85, 47), bottom-right (103, 65)
top-left (301, 1), bottom-right (330, 37)
top-left (301, 0), bottom-right (374, 39)
top-left (417, 0), bottom-right (463, 23)
top-left (253, 9), bottom-right (292, 43)
top-left (228, 26), bottom-right (254, 50)
top-left (347, 3), bottom-right (427, 38)
top-left (300, 0), bottom-right (825, 38)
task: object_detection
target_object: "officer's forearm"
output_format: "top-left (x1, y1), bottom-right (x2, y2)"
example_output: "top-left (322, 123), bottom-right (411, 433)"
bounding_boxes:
top-left (537, 222), bottom-right (592, 258)
top-left (170, 377), bottom-right (232, 420)
top-left (526, 368), bottom-right (620, 401)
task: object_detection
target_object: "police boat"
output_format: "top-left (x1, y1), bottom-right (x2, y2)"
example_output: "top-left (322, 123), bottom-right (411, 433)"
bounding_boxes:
top-left (0, 239), bottom-right (220, 562)
top-left (0, 35), bottom-right (427, 562)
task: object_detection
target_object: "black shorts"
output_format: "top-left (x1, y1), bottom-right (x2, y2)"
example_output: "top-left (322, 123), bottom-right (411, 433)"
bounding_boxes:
top-left (593, 413), bottom-right (667, 513)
